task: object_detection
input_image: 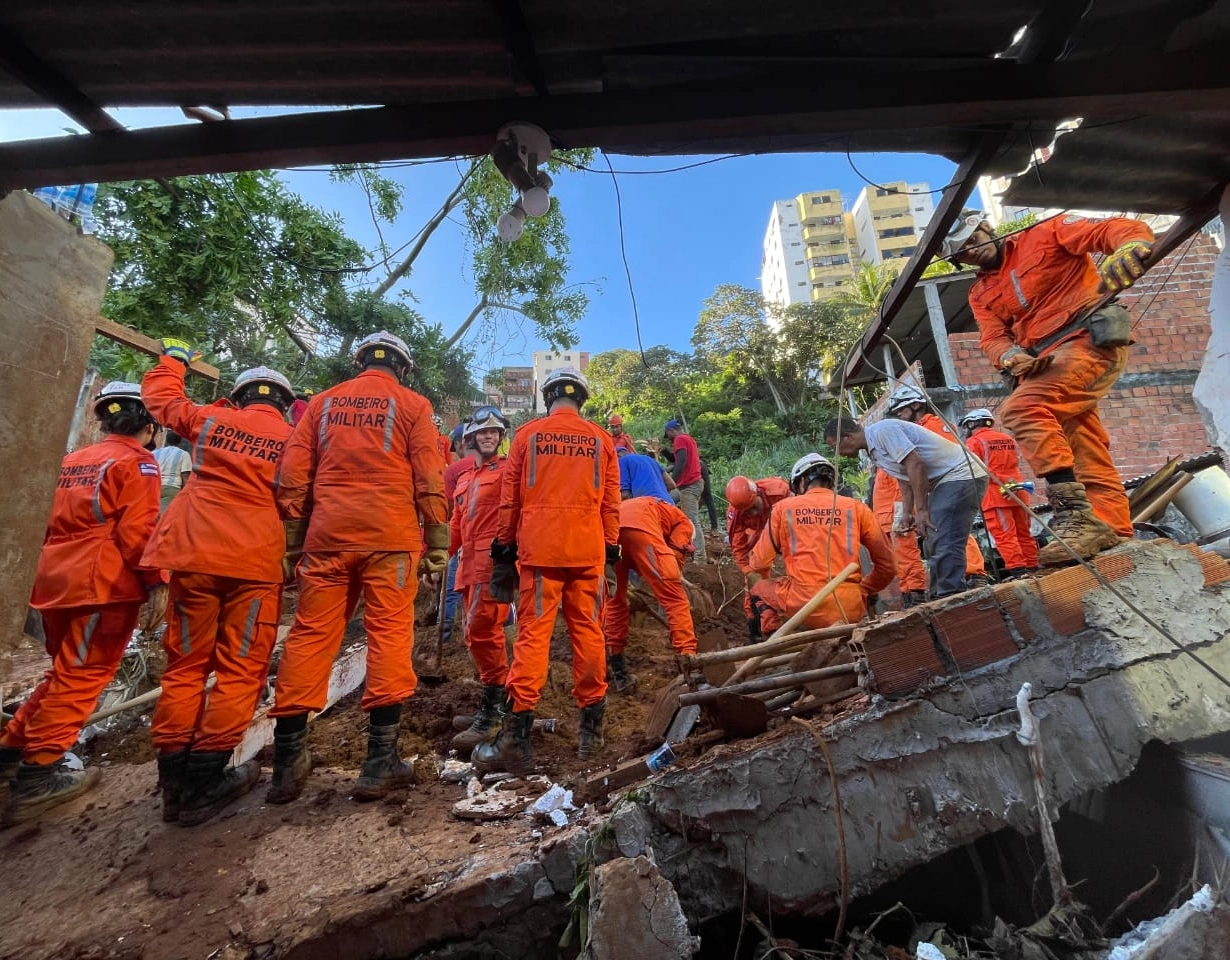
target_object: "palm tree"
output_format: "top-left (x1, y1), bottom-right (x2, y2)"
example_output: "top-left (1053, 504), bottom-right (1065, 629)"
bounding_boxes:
top-left (832, 262), bottom-right (898, 323)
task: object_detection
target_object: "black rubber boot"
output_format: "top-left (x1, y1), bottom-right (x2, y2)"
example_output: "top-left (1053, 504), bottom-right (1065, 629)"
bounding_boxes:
top-left (178, 751), bottom-right (260, 826)
top-left (902, 590), bottom-right (927, 608)
top-left (353, 711), bottom-right (414, 801)
top-left (156, 748), bottom-right (189, 823)
top-left (607, 653), bottom-right (638, 695)
top-left (0, 746), bottom-right (22, 809)
top-left (451, 685), bottom-right (507, 750)
top-left (747, 611), bottom-right (764, 645)
top-left (472, 709), bottom-right (534, 775)
top-left (577, 699), bottom-right (606, 761)
top-left (266, 722), bottom-right (312, 805)
top-left (966, 574), bottom-right (991, 589)
top-left (4, 759), bottom-right (100, 826)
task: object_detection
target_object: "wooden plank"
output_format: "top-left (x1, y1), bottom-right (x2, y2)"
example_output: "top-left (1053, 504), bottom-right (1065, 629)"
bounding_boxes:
top-left (93, 315), bottom-right (220, 380)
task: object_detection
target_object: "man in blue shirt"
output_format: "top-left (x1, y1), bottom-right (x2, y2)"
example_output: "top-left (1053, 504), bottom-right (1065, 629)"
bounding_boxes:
top-left (618, 450), bottom-right (676, 503)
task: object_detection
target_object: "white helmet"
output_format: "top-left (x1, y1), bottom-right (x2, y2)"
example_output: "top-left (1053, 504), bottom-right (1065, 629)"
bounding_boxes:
top-left (940, 208), bottom-right (985, 258)
top-left (790, 453), bottom-right (835, 493)
top-left (464, 405), bottom-right (509, 439)
top-left (960, 407), bottom-right (995, 428)
top-left (886, 383), bottom-right (927, 414)
top-left (354, 330), bottom-right (414, 370)
top-left (93, 380), bottom-right (145, 417)
top-left (541, 366), bottom-right (589, 407)
top-left (231, 365), bottom-right (294, 405)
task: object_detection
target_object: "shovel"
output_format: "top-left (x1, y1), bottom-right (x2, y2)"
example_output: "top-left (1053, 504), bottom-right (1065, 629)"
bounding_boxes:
top-left (416, 575), bottom-right (448, 683)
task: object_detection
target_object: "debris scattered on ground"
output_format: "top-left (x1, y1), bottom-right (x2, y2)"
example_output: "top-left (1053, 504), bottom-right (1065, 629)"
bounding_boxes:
top-left (527, 783), bottom-right (577, 827)
top-left (440, 758), bottom-right (473, 782)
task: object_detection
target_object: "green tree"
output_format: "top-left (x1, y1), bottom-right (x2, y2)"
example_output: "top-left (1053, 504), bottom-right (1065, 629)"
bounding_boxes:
top-left (997, 211), bottom-right (1038, 236)
top-left (831, 261), bottom-right (898, 325)
top-left (693, 284), bottom-right (791, 415)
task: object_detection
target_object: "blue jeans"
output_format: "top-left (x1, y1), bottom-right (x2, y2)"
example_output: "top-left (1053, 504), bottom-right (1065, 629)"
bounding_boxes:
top-left (925, 477), bottom-right (988, 597)
top-left (442, 552), bottom-right (462, 642)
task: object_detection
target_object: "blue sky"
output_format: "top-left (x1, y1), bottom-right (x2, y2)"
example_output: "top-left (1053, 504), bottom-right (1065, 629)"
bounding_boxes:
top-left (2, 107), bottom-right (957, 377)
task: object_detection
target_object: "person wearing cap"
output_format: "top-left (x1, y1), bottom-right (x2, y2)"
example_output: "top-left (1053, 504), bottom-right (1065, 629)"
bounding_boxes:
top-left (607, 415), bottom-right (636, 455)
top-left (943, 209), bottom-right (1154, 563)
top-left (289, 388), bottom-right (314, 426)
top-left (270, 330), bottom-right (448, 803)
top-left (449, 410), bottom-right (514, 750)
top-left (663, 419), bottom-right (706, 561)
top-left (825, 417), bottom-right (987, 599)
top-left (747, 454), bottom-right (894, 638)
top-left (474, 367), bottom-right (620, 774)
top-left (960, 408), bottom-right (1039, 579)
top-left (140, 344), bottom-right (296, 825)
top-left (617, 449), bottom-right (676, 503)
top-left (724, 475), bottom-right (792, 637)
top-left (0, 382), bottom-right (166, 825)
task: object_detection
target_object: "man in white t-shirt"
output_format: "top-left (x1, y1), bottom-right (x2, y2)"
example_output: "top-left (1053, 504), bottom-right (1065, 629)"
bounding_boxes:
top-left (825, 417), bottom-right (988, 598)
top-left (153, 430), bottom-right (192, 512)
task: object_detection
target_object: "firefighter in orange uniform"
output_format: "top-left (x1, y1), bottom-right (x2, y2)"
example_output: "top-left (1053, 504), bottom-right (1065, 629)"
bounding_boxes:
top-left (449, 410), bottom-right (513, 750)
top-left (473, 368), bottom-right (620, 773)
top-left (748, 454), bottom-right (895, 634)
top-left (943, 209), bottom-right (1154, 562)
top-left (885, 384), bottom-right (989, 586)
top-left (960, 408), bottom-right (1039, 577)
top-left (604, 496), bottom-right (698, 693)
top-left (870, 467), bottom-right (929, 608)
top-left (140, 343), bottom-right (295, 825)
top-left (607, 415), bottom-right (637, 455)
top-left (0, 383), bottom-right (166, 825)
top-left (724, 475), bottom-right (791, 639)
top-left (433, 414), bottom-right (455, 466)
top-left (270, 331), bottom-right (447, 803)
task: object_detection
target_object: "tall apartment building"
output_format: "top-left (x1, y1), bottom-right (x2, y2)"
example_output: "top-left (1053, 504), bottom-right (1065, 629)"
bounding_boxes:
top-left (483, 365), bottom-right (535, 415)
top-left (850, 181), bottom-right (934, 265)
top-left (531, 349), bottom-right (590, 413)
top-left (761, 191), bottom-right (860, 307)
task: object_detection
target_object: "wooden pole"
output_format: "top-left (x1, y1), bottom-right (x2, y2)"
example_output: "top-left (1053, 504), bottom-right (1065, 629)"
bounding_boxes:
top-left (683, 622), bottom-right (856, 669)
top-left (678, 663), bottom-right (859, 705)
top-left (1132, 472), bottom-right (1194, 524)
top-left (94, 315), bottom-right (221, 380)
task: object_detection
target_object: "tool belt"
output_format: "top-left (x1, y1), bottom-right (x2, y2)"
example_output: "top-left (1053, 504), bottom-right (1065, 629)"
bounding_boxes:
top-left (1027, 301), bottom-right (1132, 357)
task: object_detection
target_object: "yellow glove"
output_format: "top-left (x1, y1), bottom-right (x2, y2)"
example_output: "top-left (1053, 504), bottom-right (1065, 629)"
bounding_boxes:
top-left (419, 523), bottom-right (449, 575)
top-left (1099, 241), bottom-right (1153, 293)
top-left (160, 337), bottom-right (203, 366)
top-left (283, 518), bottom-right (309, 582)
top-left (139, 583), bottom-right (169, 632)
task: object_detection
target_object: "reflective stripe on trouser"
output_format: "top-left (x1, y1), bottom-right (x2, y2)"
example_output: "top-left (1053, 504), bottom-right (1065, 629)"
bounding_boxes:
top-left (461, 583), bottom-right (511, 686)
top-left (924, 478), bottom-right (987, 596)
top-left (878, 522), bottom-right (928, 593)
top-left (0, 602), bottom-right (140, 764)
top-left (749, 577), bottom-right (865, 635)
top-left (604, 530), bottom-right (696, 655)
top-left (677, 482), bottom-right (706, 559)
top-left (998, 337), bottom-right (1131, 536)
top-left (985, 504), bottom-right (1039, 570)
top-left (272, 550), bottom-right (419, 715)
top-left (506, 565), bottom-right (607, 712)
top-left (151, 572), bottom-right (281, 753)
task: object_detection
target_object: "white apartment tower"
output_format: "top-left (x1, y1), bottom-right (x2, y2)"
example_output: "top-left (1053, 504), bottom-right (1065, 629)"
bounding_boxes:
top-left (761, 198), bottom-right (811, 307)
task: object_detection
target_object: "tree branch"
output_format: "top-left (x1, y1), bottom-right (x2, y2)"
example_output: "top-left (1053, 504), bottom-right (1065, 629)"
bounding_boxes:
top-left (444, 295), bottom-right (532, 350)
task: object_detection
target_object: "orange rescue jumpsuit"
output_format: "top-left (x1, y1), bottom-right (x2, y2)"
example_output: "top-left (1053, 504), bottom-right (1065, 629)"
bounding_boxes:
top-left (497, 408), bottom-right (620, 712)
top-left (870, 469), bottom-right (928, 594)
top-left (141, 355), bottom-right (293, 753)
top-left (727, 476), bottom-right (791, 616)
top-left (450, 455), bottom-right (511, 686)
top-left (605, 497), bottom-right (697, 656)
top-left (971, 216), bottom-right (1154, 537)
top-left (966, 425), bottom-right (1039, 572)
top-left (748, 487), bottom-right (895, 633)
top-left (1, 435), bottom-right (163, 764)
top-left (273, 368), bottom-right (447, 715)
top-left (918, 413), bottom-right (987, 577)
top-left (436, 432), bottom-right (455, 466)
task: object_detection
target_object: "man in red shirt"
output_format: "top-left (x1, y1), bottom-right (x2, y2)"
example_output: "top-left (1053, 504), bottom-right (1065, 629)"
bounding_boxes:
top-left (724, 475), bottom-right (791, 639)
top-left (607, 415), bottom-right (637, 455)
top-left (960, 408), bottom-right (1039, 577)
top-left (944, 210), bottom-right (1154, 563)
top-left (440, 421), bottom-right (477, 643)
top-left (663, 419), bottom-right (706, 561)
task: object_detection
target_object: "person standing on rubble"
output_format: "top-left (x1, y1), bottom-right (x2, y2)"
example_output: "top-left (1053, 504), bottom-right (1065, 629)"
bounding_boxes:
top-left (440, 422), bottom-right (476, 642)
top-left (942, 209), bottom-right (1154, 563)
top-left (747, 454), bottom-right (895, 638)
top-left (607, 414), bottom-right (637, 455)
top-left (449, 410), bottom-right (513, 751)
top-left (269, 331), bottom-right (448, 803)
top-left (885, 384), bottom-right (989, 587)
top-left (603, 496), bottom-right (698, 693)
top-left (959, 408), bottom-right (1039, 579)
top-left (140, 344), bottom-right (295, 825)
top-left (725, 474), bottom-right (791, 639)
top-left (473, 367), bottom-right (620, 774)
top-left (663, 419), bottom-right (707, 561)
top-left (0, 383), bottom-right (167, 824)
top-left (825, 417), bottom-right (987, 600)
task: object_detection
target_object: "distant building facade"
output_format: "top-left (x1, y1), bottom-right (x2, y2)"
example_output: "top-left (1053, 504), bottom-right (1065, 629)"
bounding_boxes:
top-left (761, 191), bottom-right (859, 307)
top-left (531, 350), bottom-right (590, 413)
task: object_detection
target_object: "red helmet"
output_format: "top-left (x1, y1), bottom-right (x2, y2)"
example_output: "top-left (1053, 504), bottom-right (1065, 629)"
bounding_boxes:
top-left (608, 415), bottom-right (623, 426)
top-left (725, 476), bottom-right (758, 512)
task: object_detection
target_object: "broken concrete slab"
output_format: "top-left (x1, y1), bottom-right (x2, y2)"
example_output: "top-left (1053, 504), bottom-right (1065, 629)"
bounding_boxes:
top-left (584, 855), bottom-right (700, 960)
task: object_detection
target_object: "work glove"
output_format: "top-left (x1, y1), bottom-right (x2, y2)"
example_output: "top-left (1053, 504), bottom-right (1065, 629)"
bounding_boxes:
top-left (746, 571), bottom-right (763, 588)
top-left (160, 337), bottom-right (202, 367)
top-left (1099, 240), bottom-right (1153, 293)
top-left (489, 539), bottom-right (519, 603)
top-left (604, 543), bottom-right (622, 584)
top-left (139, 583), bottom-right (169, 633)
top-left (282, 518), bottom-right (309, 583)
top-left (999, 346), bottom-right (1054, 380)
top-left (419, 523), bottom-right (449, 575)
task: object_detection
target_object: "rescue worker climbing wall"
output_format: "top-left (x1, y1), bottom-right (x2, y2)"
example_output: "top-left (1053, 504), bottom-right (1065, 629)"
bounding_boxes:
top-left (140, 343), bottom-right (295, 826)
top-left (943, 209), bottom-right (1155, 563)
top-left (960, 408), bottom-right (1039, 578)
top-left (724, 474), bottom-right (791, 637)
top-left (449, 409), bottom-right (513, 751)
top-left (747, 454), bottom-right (895, 636)
top-left (0, 383), bottom-right (166, 825)
top-left (270, 330), bottom-right (447, 803)
top-left (603, 495), bottom-right (698, 692)
top-left (474, 367), bottom-right (620, 774)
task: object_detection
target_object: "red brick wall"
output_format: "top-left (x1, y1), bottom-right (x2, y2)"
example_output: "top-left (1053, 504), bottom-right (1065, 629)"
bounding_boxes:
top-left (947, 233), bottom-right (1221, 481)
